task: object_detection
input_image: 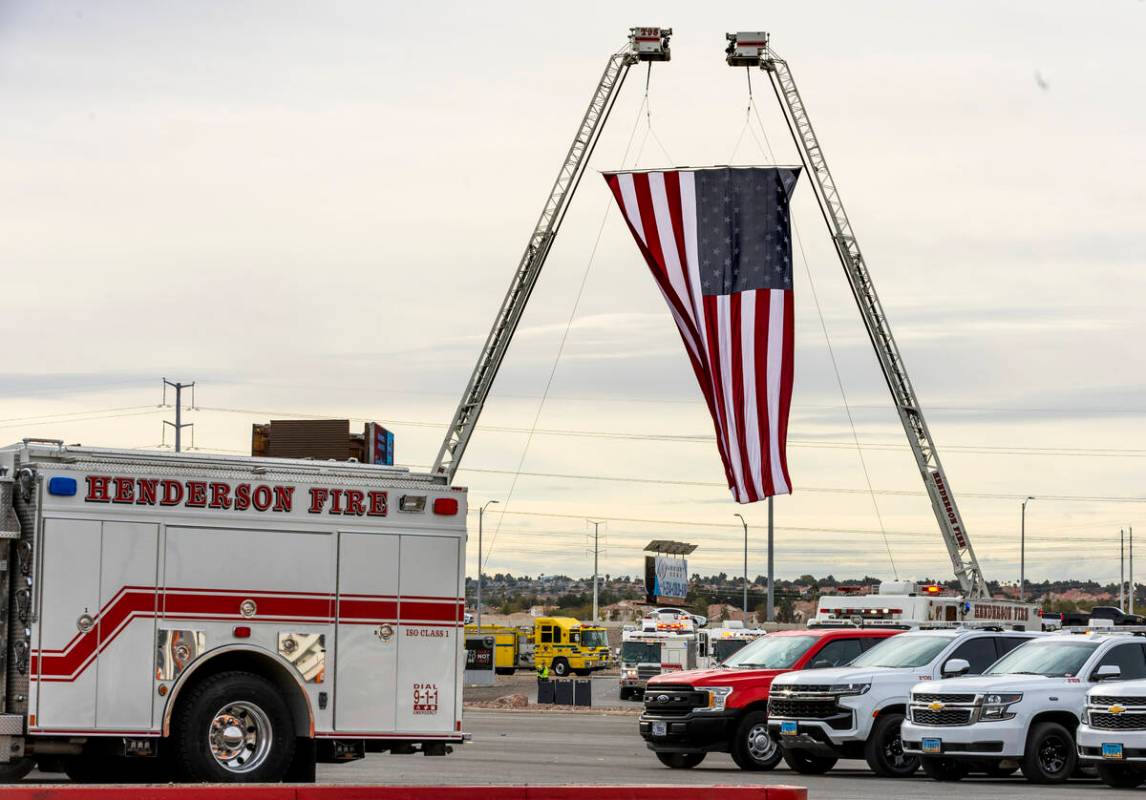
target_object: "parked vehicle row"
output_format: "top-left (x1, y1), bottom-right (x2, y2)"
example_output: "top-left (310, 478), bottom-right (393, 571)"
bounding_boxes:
top-left (640, 624), bottom-right (1146, 789)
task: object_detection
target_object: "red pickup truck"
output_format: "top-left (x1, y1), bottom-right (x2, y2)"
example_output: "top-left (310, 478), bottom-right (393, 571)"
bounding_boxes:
top-left (640, 627), bottom-right (900, 770)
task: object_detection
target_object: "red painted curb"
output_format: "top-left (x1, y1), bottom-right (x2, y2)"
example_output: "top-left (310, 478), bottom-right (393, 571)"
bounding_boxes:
top-left (3, 786), bottom-right (807, 800)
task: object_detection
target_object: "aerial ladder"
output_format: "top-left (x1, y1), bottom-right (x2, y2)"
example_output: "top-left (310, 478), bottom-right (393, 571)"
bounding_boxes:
top-left (725, 32), bottom-right (990, 599)
top-left (433, 28), bottom-right (671, 483)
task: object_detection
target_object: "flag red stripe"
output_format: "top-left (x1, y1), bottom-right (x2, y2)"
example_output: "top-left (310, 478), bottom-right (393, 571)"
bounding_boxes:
top-left (728, 293), bottom-right (755, 502)
top-left (777, 290), bottom-right (796, 491)
top-left (755, 292), bottom-right (776, 497)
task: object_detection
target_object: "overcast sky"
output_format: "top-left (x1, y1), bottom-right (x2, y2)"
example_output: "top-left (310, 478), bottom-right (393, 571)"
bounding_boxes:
top-left (2, 1), bottom-right (1143, 588)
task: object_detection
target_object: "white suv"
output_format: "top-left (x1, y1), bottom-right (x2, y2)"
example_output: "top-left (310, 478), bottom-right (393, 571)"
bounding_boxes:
top-left (768, 627), bottom-right (1038, 777)
top-left (903, 631), bottom-right (1146, 783)
top-left (1078, 675), bottom-right (1146, 788)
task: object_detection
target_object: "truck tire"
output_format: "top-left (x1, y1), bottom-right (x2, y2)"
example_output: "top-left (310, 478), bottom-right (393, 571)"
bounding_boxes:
top-left (921, 756), bottom-right (969, 781)
top-left (172, 670), bottom-right (296, 782)
top-left (655, 752), bottom-right (706, 769)
top-left (1020, 721), bottom-right (1076, 784)
top-left (1097, 763), bottom-right (1146, 788)
top-left (781, 748), bottom-right (837, 775)
top-left (551, 658), bottom-right (570, 677)
top-left (730, 710), bottom-right (782, 771)
top-left (864, 712), bottom-right (919, 778)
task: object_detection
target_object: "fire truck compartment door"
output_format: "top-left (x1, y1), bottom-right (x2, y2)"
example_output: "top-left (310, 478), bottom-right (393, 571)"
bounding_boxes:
top-left (35, 519), bottom-right (159, 731)
top-left (335, 531), bottom-right (400, 732)
top-left (393, 534), bottom-right (461, 732)
top-left (35, 519), bottom-right (102, 729)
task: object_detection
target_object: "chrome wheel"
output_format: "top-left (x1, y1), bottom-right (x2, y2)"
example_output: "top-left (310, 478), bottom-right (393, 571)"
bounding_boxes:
top-left (208, 701), bottom-right (272, 774)
top-left (746, 723), bottom-right (776, 762)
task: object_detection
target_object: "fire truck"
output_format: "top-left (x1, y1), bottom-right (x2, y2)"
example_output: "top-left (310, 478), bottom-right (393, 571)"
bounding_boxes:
top-left (466, 617), bottom-right (610, 676)
top-left (0, 440), bottom-right (467, 782)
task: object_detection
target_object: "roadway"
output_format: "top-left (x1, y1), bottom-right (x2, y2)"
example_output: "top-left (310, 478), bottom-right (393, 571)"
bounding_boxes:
top-left (319, 711), bottom-right (1107, 798)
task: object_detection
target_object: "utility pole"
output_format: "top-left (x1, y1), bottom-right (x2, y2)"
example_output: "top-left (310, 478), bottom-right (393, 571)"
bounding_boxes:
top-left (588, 520), bottom-right (606, 623)
top-left (477, 500), bottom-right (499, 631)
top-left (1120, 528), bottom-right (1126, 612)
top-left (767, 497), bottom-right (775, 623)
top-left (734, 513), bottom-right (749, 618)
top-left (1020, 496), bottom-right (1034, 602)
top-left (1131, 525), bottom-right (1136, 616)
top-left (162, 378), bottom-right (195, 452)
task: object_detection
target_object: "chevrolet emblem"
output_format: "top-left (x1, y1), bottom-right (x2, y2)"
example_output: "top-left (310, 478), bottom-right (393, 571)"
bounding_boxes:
top-left (928, 701), bottom-right (945, 712)
top-left (1110, 704), bottom-right (1126, 715)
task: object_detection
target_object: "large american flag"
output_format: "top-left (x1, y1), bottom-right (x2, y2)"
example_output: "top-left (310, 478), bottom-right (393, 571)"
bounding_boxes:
top-left (604, 167), bottom-right (800, 503)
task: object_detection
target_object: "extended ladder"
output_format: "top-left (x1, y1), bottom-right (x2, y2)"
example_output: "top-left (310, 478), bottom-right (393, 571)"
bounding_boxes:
top-left (433, 28), bottom-right (671, 483)
top-left (726, 32), bottom-right (988, 599)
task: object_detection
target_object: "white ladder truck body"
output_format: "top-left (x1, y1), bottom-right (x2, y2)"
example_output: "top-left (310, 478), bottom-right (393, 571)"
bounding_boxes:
top-left (725, 32), bottom-right (993, 602)
top-left (433, 28), bottom-right (672, 483)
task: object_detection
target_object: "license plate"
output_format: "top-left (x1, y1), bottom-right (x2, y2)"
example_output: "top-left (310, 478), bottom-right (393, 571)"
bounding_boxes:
top-left (922, 737), bottom-right (942, 754)
top-left (780, 720), bottom-right (798, 736)
top-left (1103, 743), bottom-right (1125, 760)
top-left (652, 722), bottom-right (667, 737)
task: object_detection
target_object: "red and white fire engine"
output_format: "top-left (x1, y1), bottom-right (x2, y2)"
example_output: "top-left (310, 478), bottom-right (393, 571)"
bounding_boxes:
top-left (0, 440), bottom-right (467, 782)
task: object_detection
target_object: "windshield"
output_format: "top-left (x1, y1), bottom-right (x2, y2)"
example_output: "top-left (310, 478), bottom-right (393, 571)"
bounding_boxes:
top-left (581, 629), bottom-right (608, 649)
top-left (850, 636), bottom-right (951, 669)
top-left (723, 635), bottom-right (816, 669)
top-left (621, 642), bottom-right (662, 663)
top-left (986, 641), bottom-right (1099, 677)
top-left (713, 639), bottom-right (750, 663)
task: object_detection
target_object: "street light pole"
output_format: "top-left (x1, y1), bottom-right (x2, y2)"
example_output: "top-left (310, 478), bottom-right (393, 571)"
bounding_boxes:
top-left (477, 500), bottom-right (499, 631)
top-left (734, 513), bottom-right (749, 618)
top-left (767, 496), bottom-right (775, 623)
top-left (1020, 496), bottom-right (1035, 603)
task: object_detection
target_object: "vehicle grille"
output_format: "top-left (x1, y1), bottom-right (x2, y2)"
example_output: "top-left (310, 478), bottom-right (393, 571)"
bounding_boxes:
top-left (911, 708), bottom-right (973, 726)
top-left (644, 688), bottom-right (708, 716)
top-left (1090, 712), bottom-right (1146, 731)
top-left (637, 666), bottom-right (661, 681)
top-left (913, 693), bottom-right (976, 704)
top-left (770, 697), bottom-right (839, 719)
top-left (1093, 696), bottom-right (1146, 706)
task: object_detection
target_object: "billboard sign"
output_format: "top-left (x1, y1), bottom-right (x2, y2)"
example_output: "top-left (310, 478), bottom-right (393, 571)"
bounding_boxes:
top-left (645, 554), bottom-right (689, 603)
top-left (366, 422), bottom-right (395, 466)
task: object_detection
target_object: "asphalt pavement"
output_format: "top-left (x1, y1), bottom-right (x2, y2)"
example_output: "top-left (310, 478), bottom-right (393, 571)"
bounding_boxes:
top-left (320, 711), bottom-right (1109, 799)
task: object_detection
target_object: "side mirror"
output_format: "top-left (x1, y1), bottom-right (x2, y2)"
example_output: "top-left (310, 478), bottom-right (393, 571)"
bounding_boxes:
top-left (1095, 664), bottom-right (1122, 682)
top-left (942, 658), bottom-right (971, 677)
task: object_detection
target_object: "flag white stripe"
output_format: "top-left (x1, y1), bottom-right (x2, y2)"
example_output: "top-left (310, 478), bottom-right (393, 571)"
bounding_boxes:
top-left (648, 173), bottom-right (697, 333)
top-left (740, 291), bottom-right (764, 499)
top-left (767, 290), bottom-right (789, 495)
top-left (616, 174), bottom-right (646, 246)
top-left (678, 172), bottom-right (709, 360)
top-left (617, 173), bottom-right (702, 365)
top-left (716, 295), bottom-right (747, 501)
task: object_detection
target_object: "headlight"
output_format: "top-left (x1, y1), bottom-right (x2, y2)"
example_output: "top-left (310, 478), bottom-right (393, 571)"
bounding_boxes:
top-left (622, 669), bottom-right (638, 680)
top-left (1081, 707), bottom-right (1090, 725)
top-left (834, 682), bottom-right (871, 696)
top-left (696, 686), bottom-right (734, 713)
top-left (980, 692), bottom-right (1022, 721)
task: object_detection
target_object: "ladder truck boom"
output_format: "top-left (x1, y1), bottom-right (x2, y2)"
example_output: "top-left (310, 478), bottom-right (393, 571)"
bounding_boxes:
top-left (725, 32), bottom-right (989, 599)
top-left (433, 28), bottom-right (671, 484)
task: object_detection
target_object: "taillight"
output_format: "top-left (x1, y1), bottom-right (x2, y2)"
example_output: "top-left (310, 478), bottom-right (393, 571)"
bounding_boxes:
top-left (433, 497), bottom-right (459, 515)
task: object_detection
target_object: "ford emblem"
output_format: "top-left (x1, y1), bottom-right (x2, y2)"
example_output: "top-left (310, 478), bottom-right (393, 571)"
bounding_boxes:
top-left (656, 694), bottom-right (669, 703)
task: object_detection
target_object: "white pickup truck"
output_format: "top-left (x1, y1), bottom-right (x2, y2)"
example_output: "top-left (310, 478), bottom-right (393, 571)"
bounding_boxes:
top-left (768, 627), bottom-right (1038, 777)
top-left (1078, 675), bottom-right (1146, 788)
top-left (903, 630), bottom-right (1146, 783)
